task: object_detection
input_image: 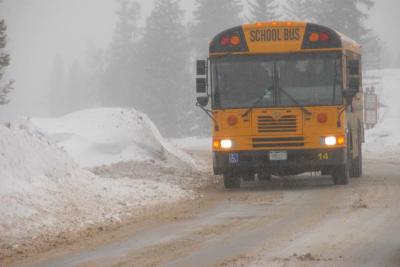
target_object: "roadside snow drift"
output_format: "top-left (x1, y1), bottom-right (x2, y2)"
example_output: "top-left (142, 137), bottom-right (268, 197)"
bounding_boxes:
top-left (364, 69), bottom-right (400, 156)
top-left (33, 108), bottom-right (195, 168)
top-left (0, 120), bottom-right (189, 250)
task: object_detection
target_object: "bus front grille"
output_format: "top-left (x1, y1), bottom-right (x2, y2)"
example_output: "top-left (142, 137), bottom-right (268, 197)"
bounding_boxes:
top-left (257, 115), bottom-right (297, 133)
top-left (252, 137), bottom-right (305, 148)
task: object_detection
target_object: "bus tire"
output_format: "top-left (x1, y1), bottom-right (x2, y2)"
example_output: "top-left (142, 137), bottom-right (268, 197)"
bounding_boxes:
top-left (333, 142), bottom-right (350, 185)
top-left (350, 130), bottom-right (363, 178)
top-left (223, 172), bottom-right (241, 189)
top-left (332, 164), bottom-right (349, 185)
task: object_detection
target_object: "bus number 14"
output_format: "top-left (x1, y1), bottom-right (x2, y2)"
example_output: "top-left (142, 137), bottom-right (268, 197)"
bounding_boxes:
top-left (318, 153), bottom-right (329, 160)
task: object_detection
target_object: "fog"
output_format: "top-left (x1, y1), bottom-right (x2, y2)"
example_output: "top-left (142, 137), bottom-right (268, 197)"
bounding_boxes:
top-left (0, 0), bottom-right (399, 135)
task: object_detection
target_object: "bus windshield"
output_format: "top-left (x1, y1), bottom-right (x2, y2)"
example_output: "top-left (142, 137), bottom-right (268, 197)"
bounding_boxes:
top-left (211, 53), bottom-right (343, 109)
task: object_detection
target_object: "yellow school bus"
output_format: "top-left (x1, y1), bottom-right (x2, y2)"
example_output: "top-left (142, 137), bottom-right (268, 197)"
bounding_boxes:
top-left (196, 22), bottom-right (364, 188)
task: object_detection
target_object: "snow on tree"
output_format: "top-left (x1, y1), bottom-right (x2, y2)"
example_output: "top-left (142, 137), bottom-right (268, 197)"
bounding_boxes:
top-left (0, 19), bottom-right (14, 105)
top-left (247, 0), bottom-right (280, 22)
top-left (139, 0), bottom-right (191, 137)
top-left (192, 0), bottom-right (243, 57)
top-left (103, 0), bottom-right (141, 108)
top-left (283, 0), bottom-right (316, 21)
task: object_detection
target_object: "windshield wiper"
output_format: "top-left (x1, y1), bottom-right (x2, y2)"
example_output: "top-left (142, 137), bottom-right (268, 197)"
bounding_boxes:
top-left (242, 86), bottom-right (272, 117)
top-left (279, 87), bottom-right (312, 115)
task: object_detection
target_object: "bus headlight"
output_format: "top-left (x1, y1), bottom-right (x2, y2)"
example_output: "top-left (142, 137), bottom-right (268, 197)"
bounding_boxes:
top-left (324, 136), bottom-right (337, 146)
top-left (220, 139), bottom-right (233, 149)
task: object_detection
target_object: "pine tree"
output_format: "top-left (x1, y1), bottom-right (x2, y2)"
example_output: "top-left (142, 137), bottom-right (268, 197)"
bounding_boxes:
top-left (362, 34), bottom-right (382, 70)
top-left (248, 0), bottom-right (280, 22)
top-left (312, 0), bottom-right (379, 70)
top-left (0, 19), bottom-right (14, 105)
top-left (103, 0), bottom-right (141, 107)
top-left (313, 0), bottom-right (374, 43)
top-left (192, 0), bottom-right (243, 57)
top-left (65, 60), bottom-right (86, 112)
top-left (83, 42), bottom-right (105, 107)
top-left (284, 0), bottom-right (316, 21)
top-left (139, 0), bottom-right (191, 137)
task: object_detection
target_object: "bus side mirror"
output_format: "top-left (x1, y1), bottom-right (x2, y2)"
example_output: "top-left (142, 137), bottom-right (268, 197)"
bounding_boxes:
top-left (348, 60), bottom-right (360, 75)
top-left (349, 77), bottom-right (360, 91)
top-left (196, 60), bottom-right (207, 76)
top-left (196, 78), bottom-right (207, 93)
top-left (196, 96), bottom-right (209, 107)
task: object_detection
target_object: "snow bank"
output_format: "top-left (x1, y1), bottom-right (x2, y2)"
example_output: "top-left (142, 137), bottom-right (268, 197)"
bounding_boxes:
top-left (0, 120), bottom-right (188, 248)
top-left (33, 108), bottom-right (195, 168)
top-left (171, 136), bottom-right (211, 151)
top-left (364, 69), bottom-right (400, 156)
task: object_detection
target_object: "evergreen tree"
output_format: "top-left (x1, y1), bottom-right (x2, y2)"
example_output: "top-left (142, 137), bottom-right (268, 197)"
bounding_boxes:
top-left (362, 34), bottom-right (382, 70)
top-left (248, 0), bottom-right (280, 22)
top-left (313, 0), bottom-right (374, 43)
top-left (139, 0), bottom-right (190, 137)
top-left (312, 0), bottom-right (379, 69)
top-left (65, 60), bottom-right (86, 112)
top-left (0, 19), bottom-right (14, 105)
top-left (83, 42), bottom-right (105, 107)
top-left (103, 0), bottom-right (141, 107)
top-left (192, 0), bottom-right (243, 57)
top-left (284, 0), bottom-right (316, 21)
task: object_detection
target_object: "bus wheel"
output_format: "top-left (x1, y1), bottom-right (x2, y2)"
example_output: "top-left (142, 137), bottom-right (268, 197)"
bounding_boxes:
top-left (333, 143), bottom-right (350, 185)
top-left (350, 132), bottom-right (363, 178)
top-left (223, 172), bottom-right (241, 189)
top-left (332, 164), bottom-right (349, 185)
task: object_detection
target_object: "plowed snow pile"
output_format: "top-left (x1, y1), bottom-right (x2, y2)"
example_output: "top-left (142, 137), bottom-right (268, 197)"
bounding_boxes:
top-left (0, 116), bottom-right (190, 254)
top-left (365, 69), bottom-right (400, 156)
top-left (33, 108), bottom-right (195, 168)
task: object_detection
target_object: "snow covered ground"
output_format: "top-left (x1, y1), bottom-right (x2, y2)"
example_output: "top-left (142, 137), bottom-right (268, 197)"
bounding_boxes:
top-left (364, 69), bottom-right (400, 157)
top-left (0, 109), bottom-right (203, 257)
top-left (33, 108), bottom-right (195, 168)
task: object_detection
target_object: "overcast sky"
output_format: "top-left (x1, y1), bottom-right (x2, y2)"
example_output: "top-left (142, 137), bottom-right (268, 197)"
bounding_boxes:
top-left (0, 0), bottom-right (399, 117)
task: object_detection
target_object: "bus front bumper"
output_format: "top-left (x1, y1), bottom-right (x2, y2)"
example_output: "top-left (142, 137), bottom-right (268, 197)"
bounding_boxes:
top-left (213, 148), bottom-right (346, 176)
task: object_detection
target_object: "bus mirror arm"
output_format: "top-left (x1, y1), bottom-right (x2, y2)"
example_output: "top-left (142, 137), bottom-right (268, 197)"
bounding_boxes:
top-left (196, 102), bottom-right (220, 131)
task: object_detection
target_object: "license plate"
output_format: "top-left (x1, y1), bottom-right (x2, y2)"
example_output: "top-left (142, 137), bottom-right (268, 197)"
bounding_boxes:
top-left (269, 151), bottom-right (287, 161)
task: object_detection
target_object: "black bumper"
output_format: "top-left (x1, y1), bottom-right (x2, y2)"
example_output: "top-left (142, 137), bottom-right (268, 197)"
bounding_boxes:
top-left (213, 148), bottom-right (346, 176)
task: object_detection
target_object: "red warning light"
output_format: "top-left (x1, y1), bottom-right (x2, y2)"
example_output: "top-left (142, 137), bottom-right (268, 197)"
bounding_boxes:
top-left (319, 32), bottom-right (330, 42)
top-left (220, 35), bottom-right (230, 46)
